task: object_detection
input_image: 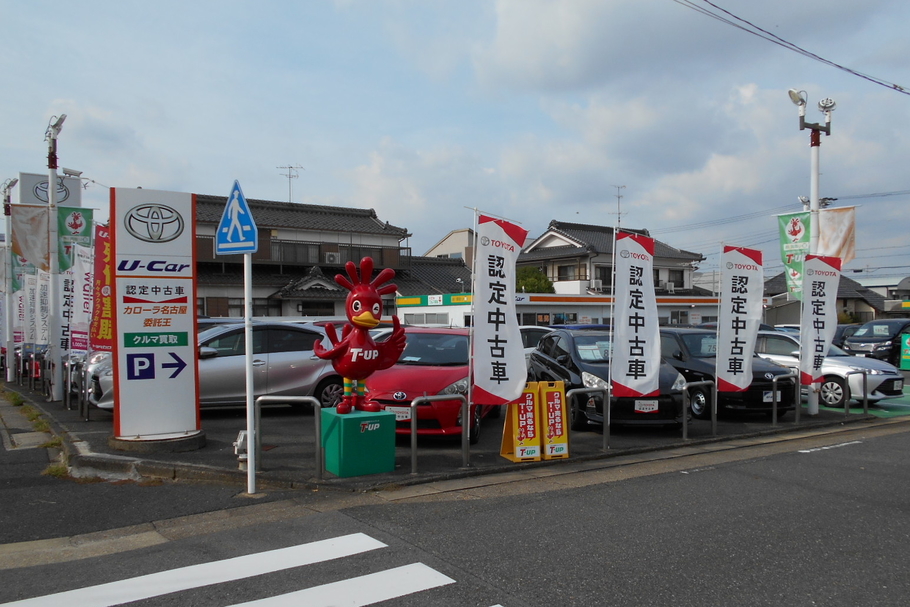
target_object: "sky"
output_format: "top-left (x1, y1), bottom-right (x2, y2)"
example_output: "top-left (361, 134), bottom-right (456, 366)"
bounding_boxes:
top-left (2, 0), bottom-right (910, 283)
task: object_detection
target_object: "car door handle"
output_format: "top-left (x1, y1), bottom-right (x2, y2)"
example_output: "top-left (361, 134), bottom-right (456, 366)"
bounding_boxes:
top-left (252, 359), bottom-right (266, 366)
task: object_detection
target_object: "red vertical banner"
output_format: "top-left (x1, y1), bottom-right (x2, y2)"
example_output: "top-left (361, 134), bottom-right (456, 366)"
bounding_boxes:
top-left (88, 225), bottom-right (113, 352)
top-left (716, 246), bottom-right (764, 392)
top-left (472, 214), bottom-right (529, 405)
top-left (612, 232), bottom-right (659, 397)
top-left (799, 255), bottom-right (841, 385)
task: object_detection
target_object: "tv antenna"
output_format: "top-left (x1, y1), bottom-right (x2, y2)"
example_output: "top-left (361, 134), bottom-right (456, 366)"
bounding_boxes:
top-left (277, 164), bottom-right (304, 202)
top-left (613, 185), bottom-right (627, 229)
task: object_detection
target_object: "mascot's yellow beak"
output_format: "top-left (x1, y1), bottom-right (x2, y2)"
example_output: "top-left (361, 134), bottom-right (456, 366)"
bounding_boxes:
top-left (352, 311), bottom-right (380, 329)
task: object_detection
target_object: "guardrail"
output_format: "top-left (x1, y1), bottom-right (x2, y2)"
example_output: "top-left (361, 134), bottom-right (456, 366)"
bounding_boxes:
top-left (771, 371), bottom-right (798, 426)
top-left (407, 394), bottom-right (469, 474)
top-left (843, 369), bottom-right (870, 417)
top-left (253, 396), bottom-right (324, 485)
top-left (682, 380), bottom-right (715, 438)
top-left (565, 387), bottom-right (610, 450)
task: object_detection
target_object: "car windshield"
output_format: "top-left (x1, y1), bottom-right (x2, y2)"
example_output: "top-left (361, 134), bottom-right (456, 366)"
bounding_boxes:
top-left (680, 333), bottom-right (719, 358)
top-left (572, 334), bottom-right (613, 362)
top-left (397, 333), bottom-right (468, 366)
top-left (853, 321), bottom-right (901, 338)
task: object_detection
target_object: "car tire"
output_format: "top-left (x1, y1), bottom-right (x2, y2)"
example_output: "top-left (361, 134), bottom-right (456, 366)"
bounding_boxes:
top-left (569, 397), bottom-right (589, 431)
top-left (314, 378), bottom-right (344, 408)
top-left (689, 388), bottom-right (711, 420)
top-left (819, 376), bottom-right (849, 408)
top-left (469, 406), bottom-right (482, 445)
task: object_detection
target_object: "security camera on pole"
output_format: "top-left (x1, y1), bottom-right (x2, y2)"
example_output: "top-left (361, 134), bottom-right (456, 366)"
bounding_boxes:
top-left (45, 114), bottom-right (66, 401)
top-left (788, 90), bottom-right (836, 415)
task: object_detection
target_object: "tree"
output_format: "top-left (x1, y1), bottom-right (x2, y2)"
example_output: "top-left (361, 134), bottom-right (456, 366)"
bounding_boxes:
top-left (516, 266), bottom-right (555, 293)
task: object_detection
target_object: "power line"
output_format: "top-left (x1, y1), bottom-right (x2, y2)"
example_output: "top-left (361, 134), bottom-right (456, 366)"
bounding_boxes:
top-left (671, 0), bottom-right (909, 96)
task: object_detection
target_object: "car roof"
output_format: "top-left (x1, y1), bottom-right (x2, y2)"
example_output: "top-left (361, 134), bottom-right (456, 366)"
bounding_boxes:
top-left (660, 327), bottom-right (715, 334)
top-left (403, 326), bottom-right (469, 335)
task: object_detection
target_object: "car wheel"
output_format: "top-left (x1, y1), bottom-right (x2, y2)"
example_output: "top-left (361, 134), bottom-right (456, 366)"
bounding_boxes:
top-left (469, 406), bottom-right (482, 445)
top-left (689, 388), bottom-right (711, 420)
top-left (819, 376), bottom-right (849, 408)
top-left (569, 397), bottom-right (589, 431)
top-left (314, 378), bottom-right (344, 408)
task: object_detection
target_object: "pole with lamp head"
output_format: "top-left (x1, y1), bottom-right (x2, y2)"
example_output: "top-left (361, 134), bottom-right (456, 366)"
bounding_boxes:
top-left (788, 90), bottom-right (836, 415)
top-left (45, 114), bottom-right (66, 401)
top-left (2, 177), bottom-right (18, 382)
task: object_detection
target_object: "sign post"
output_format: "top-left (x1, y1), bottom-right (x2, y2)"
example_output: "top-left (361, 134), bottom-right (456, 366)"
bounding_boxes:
top-left (216, 181), bottom-right (258, 494)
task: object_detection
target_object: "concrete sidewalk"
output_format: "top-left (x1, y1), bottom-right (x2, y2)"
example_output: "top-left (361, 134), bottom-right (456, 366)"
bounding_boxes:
top-left (2, 379), bottom-right (901, 493)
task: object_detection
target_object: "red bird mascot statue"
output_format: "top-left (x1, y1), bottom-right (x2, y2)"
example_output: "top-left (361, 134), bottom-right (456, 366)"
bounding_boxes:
top-left (314, 257), bottom-right (406, 414)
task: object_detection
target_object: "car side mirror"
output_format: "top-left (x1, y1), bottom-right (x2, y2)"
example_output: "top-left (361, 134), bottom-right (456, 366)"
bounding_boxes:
top-left (556, 353), bottom-right (570, 365)
top-left (199, 346), bottom-right (218, 359)
top-left (790, 350), bottom-right (801, 357)
top-left (673, 351), bottom-right (684, 361)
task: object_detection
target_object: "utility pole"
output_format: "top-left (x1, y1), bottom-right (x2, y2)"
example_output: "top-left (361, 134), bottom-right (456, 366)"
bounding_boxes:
top-left (277, 165), bottom-right (304, 203)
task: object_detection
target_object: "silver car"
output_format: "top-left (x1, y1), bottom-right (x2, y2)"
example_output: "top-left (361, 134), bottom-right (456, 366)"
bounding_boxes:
top-left (92, 322), bottom-right (343, 410)
top-left (754, 330), bottom-right (904, 408)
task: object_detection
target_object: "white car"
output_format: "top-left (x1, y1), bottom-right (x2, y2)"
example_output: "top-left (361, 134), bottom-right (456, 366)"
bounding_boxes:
top-left (519, 326), bottom-right (554, 369)
top-left (754, 330), bottom-right (904, 408)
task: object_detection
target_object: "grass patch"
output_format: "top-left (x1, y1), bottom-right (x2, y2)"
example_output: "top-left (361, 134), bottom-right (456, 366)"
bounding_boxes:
top-left (20, 405), bottom-right (41, 421)
top-left (42, 463), bottom-right (69, 478)
top-left (39, 436), bottom-right (62, 449)
top-left (6, 391), bottom-right (25, 406)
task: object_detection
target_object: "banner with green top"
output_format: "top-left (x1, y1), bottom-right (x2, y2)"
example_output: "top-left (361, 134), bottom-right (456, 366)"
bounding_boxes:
top-left (778, 211), bottom-right (810, 300)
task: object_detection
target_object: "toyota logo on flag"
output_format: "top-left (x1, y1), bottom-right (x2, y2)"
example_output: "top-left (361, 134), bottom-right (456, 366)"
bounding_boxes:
top-left (125, 204), bottom-right (184, 243)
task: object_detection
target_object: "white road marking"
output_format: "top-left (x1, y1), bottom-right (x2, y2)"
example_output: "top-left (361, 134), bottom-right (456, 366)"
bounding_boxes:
top-left (3, 533), bottom-right (386, 607)
top-left (798, 440), bottom-right (862, 453)
top-left (229, 563), bottom-right (456, 606)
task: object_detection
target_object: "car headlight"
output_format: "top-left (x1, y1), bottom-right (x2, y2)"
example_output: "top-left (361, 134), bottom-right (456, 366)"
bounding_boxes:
top-left (672, 372), bottom-right (687, 392)
top-left (582, 371), bottom-right (608, 390)
top-left (849, 366), bottom-right (883, 375)
top-left (874, 341), bottom-right (892, 350)
top-left (88, 352), bottom-right (111, 365)
top-left (441, 377), bottom-right (469, 395)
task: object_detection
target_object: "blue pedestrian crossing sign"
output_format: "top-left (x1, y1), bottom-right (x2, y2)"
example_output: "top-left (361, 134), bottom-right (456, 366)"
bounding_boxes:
top-left (216, 181), bottom-right (258, 254)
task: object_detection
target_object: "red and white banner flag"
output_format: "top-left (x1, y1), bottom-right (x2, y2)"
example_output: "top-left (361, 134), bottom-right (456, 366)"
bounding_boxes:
top-left (612, 232), bottom-right (659, 397)
top-left (472, 214), bottom-right (529, 405)
top-left (799, 255), bottom-right (841, 385)
top-left (716, 246), bottom-right (764, 392)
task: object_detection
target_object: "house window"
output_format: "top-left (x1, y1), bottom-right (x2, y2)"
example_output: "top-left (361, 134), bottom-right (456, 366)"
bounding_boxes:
top-left (402, 312), bottom-right (450, 325)
top-left (594, 266), bottom-right (613, 288)
top-left (668, 269), bottom-right (684, 288)
top-left (557, 265), bottom-right (577, 281)
top-left (228, 298), bottom-right (281, 317)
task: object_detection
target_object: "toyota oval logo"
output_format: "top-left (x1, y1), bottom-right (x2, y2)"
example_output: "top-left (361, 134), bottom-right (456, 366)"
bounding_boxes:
top-left (393, 391), bottom-right (408, 401)
top-left (125, 204), bottom-right (184, 243)
top-left (765, 373), bottom-right (775, 380)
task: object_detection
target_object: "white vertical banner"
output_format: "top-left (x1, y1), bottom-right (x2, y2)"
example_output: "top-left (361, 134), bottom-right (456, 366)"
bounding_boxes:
top-left (37, 270), bottom-right (50, 346)
top-left (70, 245), bottom-right (94, 355)
top-left (472, 213), bottom-right (529, 405)
top-left (25, 272), bottom-right (38, 351)
top-left (612, 232), bottom-right (660, 397)
top-left (818, 206), bottom-right (856, 264)
top-left (111, 188), bottom-right (199, 439)
top-left (716, 246), bottom-right (764, 392)
top-left (799, 255), bottom-right (841, 386)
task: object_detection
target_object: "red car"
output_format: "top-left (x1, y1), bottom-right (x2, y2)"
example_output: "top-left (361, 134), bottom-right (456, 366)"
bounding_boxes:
top-left (362, 327), bottom-right (499, 443)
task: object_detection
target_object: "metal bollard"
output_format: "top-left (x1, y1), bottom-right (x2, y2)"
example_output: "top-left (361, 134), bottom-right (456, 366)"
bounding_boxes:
top-left (406, 394), bottom-right (468, 474)
top-left (844, 369), bottom-right (869, 417)
top-left (682, 380), bottom-right (714, 439)
top-left (771, 371), bottom-right (798, 426)
top-left (565, 387), bottom-right (609, 450)
top-left (253, 396), bottom-right (324, 483)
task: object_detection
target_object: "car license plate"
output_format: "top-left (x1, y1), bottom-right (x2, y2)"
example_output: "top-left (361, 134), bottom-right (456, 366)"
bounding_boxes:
top-left (896, 380), bottom-right (903, 390)
top-left (386, 406), bottom-right (411, 421)
top-left (856, 353), bottom-right (866, 357)
top-left (763, 390), bottom-right (776, 403)
top-left (634, 399), bottom-right (658, 413)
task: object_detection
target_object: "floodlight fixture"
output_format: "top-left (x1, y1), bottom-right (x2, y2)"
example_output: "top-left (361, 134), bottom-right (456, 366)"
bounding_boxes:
top-left (788, 89), bottom-right (807, 107)
top-left (45, 113), bottom-right (67, 140)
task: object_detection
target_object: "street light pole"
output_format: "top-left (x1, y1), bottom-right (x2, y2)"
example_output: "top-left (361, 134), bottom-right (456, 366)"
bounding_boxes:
top-left (2, 177), bottom-right (18, 382)
top-left (788, 90), bottom-right (835, 415)
top-left (46, 114), bottom-right (66, 401)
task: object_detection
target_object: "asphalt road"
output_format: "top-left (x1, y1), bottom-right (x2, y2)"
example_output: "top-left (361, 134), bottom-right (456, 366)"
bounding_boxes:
top-left (3, 420), bottom-right (909, 606)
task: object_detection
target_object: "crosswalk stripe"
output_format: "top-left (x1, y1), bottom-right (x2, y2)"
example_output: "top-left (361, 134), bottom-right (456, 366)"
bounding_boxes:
top-left (228, 563), bottom-right (456, 606)
top-left (4, 533), bottom-right (386, 607)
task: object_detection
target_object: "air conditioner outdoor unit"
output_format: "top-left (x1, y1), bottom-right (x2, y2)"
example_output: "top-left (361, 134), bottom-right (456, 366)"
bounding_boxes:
top-left (591, 279), bottom-right (603, 291)
top-left (667, 283), bottom-right (676, 294)
top-left (324, 252), bottom-right (341, 264)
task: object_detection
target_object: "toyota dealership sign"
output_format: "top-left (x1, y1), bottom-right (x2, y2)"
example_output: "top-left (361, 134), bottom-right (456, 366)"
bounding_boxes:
top-left (110, 188), bottom-right (199, 440)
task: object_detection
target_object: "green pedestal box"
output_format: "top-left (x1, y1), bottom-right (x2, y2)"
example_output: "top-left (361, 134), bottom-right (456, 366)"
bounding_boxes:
top-left (901, 335), bottom-right (910, 371)
top-left (321, 409), bottom-right (396, 477)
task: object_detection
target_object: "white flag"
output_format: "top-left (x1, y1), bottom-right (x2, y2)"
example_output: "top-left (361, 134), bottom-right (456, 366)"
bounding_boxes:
top-left (716, 246), bottom-right (764, 392)
top-left (472, 214), bottom-right (528, 405)
top-left (612, 232), bottom-right (660, 397)
top-left (818, 206), bottom-right (856, 264)
top-left (799, 255), bottom-right (841, 385)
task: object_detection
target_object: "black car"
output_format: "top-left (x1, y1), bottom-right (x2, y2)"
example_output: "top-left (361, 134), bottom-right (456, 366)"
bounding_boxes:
top-left (832, 323), bottom-right (861, 349)
top-left (528, 329), bottom-right (686, 430)
top-left (660, 328), bottom-right (796, 419)
top-left (842, 318), bottom-right (910, 365)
